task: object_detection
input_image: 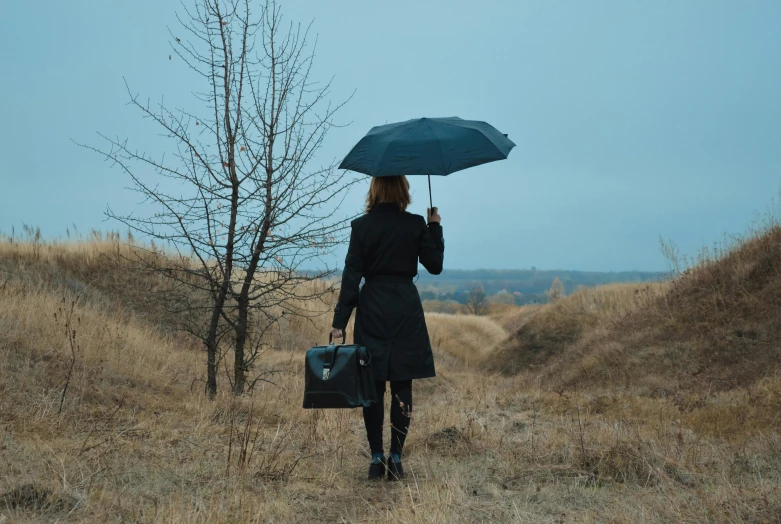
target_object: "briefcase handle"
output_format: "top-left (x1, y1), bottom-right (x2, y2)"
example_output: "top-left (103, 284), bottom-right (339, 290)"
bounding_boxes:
top-left (322, 330), bottom-right (347, 380)
top-left (328, 331), bottom-right (347, 345)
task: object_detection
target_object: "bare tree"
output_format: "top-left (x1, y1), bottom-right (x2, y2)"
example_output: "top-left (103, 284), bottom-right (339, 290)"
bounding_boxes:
top-left (80, 0), bottom-right (356, 396)
top-left (546, 277), bottom-right (565, 302)
top-left (466, 286), bottom-right (489, 316)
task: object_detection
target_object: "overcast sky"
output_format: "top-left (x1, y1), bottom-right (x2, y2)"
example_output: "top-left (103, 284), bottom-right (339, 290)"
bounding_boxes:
top-left (1, 1), bottom-right (780, 272)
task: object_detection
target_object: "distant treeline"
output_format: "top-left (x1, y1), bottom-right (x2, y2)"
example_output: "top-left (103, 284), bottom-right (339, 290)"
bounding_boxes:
top-left (413, 268), bottom-right (664, 305)
top-left (303, 267), bottom-right (665, 305)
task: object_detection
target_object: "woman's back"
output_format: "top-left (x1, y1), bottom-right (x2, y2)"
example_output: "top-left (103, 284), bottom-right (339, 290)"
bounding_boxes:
top-left (351, 202), bottom-right (443, 278)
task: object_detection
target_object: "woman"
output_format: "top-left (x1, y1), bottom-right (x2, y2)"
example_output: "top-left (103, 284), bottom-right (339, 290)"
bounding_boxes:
top-left (331, 175), bottom-right (444, 481)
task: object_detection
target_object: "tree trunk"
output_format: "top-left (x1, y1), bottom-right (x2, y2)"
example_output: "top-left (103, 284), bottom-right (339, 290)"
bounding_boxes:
top-left (206, 337), bottom-right (218, 398)
top-left (233, 296), bottom-right (249, 395)
top-left (206, 284), bottom-right (230, 398)
top-left (231, 141), bottom-right (273, 395)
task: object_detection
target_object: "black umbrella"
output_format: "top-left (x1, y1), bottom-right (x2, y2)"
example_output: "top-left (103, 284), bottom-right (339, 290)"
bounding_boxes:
top-left (339, 116), bottom-right (516, 208)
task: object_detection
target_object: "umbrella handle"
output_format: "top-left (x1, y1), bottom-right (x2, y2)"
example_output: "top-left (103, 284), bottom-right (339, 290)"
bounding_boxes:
top-left (428, 175), bottom-right (433, 211)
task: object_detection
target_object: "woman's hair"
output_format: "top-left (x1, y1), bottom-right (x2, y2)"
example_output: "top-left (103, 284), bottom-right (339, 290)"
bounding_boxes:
top-left (365, 175), bottom-right (411, 213)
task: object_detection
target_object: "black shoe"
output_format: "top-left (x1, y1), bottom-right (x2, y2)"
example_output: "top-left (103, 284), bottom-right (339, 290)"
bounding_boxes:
top-left (368, 458), bottom-right (387, 480)
top-left (387, 459), bottom-right (404, 481)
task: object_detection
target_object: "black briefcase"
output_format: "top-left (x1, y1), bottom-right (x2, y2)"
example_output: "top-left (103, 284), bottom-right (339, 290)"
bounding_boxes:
top-left (302, 332), bottom-right (378, 409)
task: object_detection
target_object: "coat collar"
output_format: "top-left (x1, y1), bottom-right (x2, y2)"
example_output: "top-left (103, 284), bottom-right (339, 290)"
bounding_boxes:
top-left (371, 202), bottom-right (400, 212)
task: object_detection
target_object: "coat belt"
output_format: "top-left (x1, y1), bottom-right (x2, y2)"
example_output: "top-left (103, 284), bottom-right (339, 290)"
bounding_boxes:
top-left (364, 274), bottom-right (413, 283)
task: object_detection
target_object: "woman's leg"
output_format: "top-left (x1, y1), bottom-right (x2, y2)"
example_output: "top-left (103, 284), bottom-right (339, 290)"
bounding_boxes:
top-left (389, 380), bottom-right (413, 458)
top-left (363, 380), bottom-right (387, 455)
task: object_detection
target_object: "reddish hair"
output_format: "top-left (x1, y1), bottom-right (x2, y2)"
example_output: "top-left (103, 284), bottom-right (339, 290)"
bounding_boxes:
top-left (364, 175), bottom-right (411, 213)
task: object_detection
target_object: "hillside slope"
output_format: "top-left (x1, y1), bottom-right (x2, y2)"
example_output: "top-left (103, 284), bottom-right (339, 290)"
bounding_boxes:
top-left (494, 226), bottom-right (781, 396)
top-left (489, 283), bottom-right (667, 375)
top-left (559, 225), bottom-right (781, 394)
top-left (0, 238), bottom-right (183, 331)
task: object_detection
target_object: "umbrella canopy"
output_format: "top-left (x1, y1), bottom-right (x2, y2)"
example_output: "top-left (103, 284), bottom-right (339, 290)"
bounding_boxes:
top-left (338, 117), bottom-right (516, 207)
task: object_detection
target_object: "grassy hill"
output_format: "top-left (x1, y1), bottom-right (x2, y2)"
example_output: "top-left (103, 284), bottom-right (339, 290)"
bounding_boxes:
top-left (1, 233), bottom-right (779, 522)
top-left (493, 225), bottom-right (781, 393)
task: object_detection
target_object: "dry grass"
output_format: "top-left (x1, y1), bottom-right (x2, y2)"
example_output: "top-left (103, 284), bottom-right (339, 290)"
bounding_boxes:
top-left (2, 238), bottom-right (781, 522)
top-left (521, 225), bottom-right (781, 399)
top-left (489, 304), bottom-right (542, 333)
top-left (424, 312), bottom-right (508, 370)
top-left (488, 282), bottom-right (668, 375)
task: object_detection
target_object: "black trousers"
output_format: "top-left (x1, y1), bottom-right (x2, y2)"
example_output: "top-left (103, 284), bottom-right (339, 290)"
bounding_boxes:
top-left (363, 380), bottom-right (412, 456)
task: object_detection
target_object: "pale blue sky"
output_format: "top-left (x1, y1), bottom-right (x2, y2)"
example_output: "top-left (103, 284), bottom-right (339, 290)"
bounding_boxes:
top-left (1, 1), bottom-right (780, 271)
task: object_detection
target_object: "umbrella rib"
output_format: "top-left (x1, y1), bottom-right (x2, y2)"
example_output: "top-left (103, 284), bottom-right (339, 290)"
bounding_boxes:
top-left (424, 118), bottom-right (449, 175)
top-left (373, 137), bottom-right (400, 176)
top-left (372, 124), bottom-right (417, 175)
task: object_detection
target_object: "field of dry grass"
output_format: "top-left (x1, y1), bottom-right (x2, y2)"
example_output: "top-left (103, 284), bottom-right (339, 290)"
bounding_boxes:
top-left (1, 234), bottom-right (780, 523)
top-left (489, 283), bottom-right (669, 375)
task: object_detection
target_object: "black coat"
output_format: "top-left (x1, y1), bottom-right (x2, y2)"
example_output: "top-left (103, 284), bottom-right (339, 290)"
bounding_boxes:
top-left (332, 202), bottom-right (445, 381)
